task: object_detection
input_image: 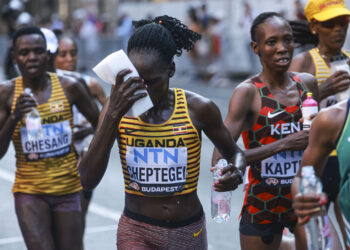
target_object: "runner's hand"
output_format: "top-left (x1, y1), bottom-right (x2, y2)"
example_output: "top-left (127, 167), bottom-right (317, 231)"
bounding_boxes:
top-left (293, 192), bottom-right (327, 225)
top-left (73, 124), bottom-right (94, 141)
top-left (319, 71), bottom-right (350, 99)
top-left (213, 164), bottom-right (243, 192)
top-left (107, 69), bottom-right (147, 120)
top-left (13, 93), bottom-right (37, 120)
top-left (283, 130), bottom-right (309, 151)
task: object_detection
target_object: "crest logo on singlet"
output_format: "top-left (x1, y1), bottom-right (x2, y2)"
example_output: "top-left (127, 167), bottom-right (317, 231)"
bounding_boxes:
top-left (265, 177), bottom-right (279, 186)
top-left (173, 124), bottom-right (187, 135)
top-left (50, 101), bottom-right (64, 113)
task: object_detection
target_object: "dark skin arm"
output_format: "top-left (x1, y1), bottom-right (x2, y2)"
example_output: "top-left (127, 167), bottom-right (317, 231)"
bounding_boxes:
top-left (0, 81), bottom-right (37, 158)
top-left (292, 101), bottom-right (346, 223)
top-left (80, 69), bottom-right (146, 190)
top-left (290, 51), bottom-right (350, 101)
top-left (60, 75), bottom-right (99, 131)
top-left (89, 77), bottom-right (106, 106)
top-left (186, 91), bottom-right (246, 192)
top-left (212, 72), bottom-right (319, 166)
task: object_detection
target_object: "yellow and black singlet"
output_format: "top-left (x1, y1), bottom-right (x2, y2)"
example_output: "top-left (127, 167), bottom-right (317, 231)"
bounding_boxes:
top-left (118, 88), bottom-right (201, 197)
top-left (309, 48), bottom-right (350, 156)
top-left (11, 73), bottom-right (81, 195)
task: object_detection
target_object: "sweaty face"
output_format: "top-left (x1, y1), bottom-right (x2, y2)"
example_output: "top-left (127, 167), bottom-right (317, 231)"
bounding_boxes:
top-left (128, 50), bottom-right (173, 105)
top-left (314, 15), bottom-right (349, 51)
top-left (13, 34), bottom-right (48, 78)
top-left (55, 37), bottom-right (78, 71)
top-left (254, 16), bottom-right (294, 72)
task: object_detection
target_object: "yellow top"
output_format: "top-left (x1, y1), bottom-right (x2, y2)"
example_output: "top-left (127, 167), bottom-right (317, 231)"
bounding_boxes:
top-left (11, 73), bottom-right (81, 195)
top-left (309, 48), bottom-right (350, 156)
top-left (118, 88), bottom-right (202, 197)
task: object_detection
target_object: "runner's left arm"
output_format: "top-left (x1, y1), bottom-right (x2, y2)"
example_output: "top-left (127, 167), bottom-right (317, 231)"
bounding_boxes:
top-left (189, 93), bottom-right (246, 192)
top-left (61, 76), bottom-right (99, 130)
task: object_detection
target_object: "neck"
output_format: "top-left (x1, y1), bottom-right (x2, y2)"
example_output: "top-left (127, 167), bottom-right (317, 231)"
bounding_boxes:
top-left (317, 44), bottom-right (342, 60)
top-left (22, 72), bottom-right (49, 92)
top-left (148, 89), bottom-right (171, 115)
top-left (259, 67), bottom-right (289, 89)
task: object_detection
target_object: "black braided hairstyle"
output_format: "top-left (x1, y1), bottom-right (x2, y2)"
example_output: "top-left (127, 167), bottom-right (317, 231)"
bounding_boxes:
top-left (127, 15), bottom-right (201, 64)
top-left (289, 20), bottom-right (319, 47)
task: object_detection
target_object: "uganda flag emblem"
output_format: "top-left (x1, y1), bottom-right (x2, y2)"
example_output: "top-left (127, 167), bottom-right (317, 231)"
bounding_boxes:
top-left (173, 124), bottom-right (187, 135)
top-left (50, 101), bottom-right (64, 113)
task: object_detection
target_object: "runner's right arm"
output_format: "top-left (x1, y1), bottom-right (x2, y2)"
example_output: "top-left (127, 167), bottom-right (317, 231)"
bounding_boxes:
top-left (290, 52), bottom-right (350, 101)
top-left (292, 102), bottom-right (346, 222)
top-left (80, 70), bottom-right (146, 190)
top-left (212, 81), bottom-right (309, 166)
top-left (0, 82), bottom-right (36, 158)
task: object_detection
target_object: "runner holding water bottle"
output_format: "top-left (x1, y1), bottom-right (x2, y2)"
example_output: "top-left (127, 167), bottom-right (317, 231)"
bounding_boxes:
top-left (80, 15), bottom-right (245, 249)
top-left (0, 26), bottom-right (99, 250)
top-left (289, 0), bottom-right (350, 245)
top-left (212, 12), bottom-right (319, 250)
top-left (292, 98), bottom-right (350, 249)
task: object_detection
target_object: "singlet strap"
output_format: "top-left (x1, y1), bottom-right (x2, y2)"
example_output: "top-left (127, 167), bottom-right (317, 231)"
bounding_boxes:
top-left (336, 99), bottom-right (350, 149)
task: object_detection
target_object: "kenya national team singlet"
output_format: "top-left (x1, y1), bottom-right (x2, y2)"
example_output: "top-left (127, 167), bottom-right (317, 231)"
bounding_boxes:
top-left (241, 74), bottom-right (307, 224)
top-left (11, 73), bottom-right (81, 195)
top-left (118, 88), bottom-right (201, 197)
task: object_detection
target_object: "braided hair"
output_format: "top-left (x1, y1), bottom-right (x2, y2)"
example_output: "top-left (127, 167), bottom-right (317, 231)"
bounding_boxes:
top-left (127, 15), bottom-right (201, 64)
top-left (289, 20), bottom-right (318, 46)
top-left (250, 12), bottom-right (285, 42)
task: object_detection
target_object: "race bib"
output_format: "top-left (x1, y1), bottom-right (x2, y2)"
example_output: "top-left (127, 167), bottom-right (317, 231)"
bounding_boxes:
top-left (126, 146), bottom-right (187, 196)
top-left (261, 150), bottom-right (303, 187)
top-left (20, 120), bottom-right (72, 161)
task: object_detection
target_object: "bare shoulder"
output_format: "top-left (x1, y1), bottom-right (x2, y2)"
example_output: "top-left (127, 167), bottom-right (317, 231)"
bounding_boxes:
top-left (234, 79), bottom-right (258, 97)
top-left (294, 72), bottom-right (317, 88)
top-left (0, 79), bottom-right (15, 109)
top-left (58, 74), bottom-right (82, 91)
top-left (185, 90), bottom-right (215, 112)
top-left (290, 51), bottom-right (314, 74)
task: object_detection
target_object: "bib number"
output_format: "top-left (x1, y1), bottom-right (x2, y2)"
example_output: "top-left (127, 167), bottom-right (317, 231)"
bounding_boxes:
top-left (261, 150), bottom-right (303, 187)
top-left (126, 146), bottom-right (187, 196)
top-left (20, 120), bottom-right (72, 161)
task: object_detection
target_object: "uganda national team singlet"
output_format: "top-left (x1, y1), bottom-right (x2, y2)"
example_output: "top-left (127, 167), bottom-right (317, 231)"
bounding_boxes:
top-left (118, 88), bottom-right (201, 197)
top-left (241, 73), bottom-right (307, 224)
top-left (309, 48), bottom-right (350, 109)
top-left (335, 98), bottom-right (350, 248)
top-left (11, 73), bottom-right (81, 195)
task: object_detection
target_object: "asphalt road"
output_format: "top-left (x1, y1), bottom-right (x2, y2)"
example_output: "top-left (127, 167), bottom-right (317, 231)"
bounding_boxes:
top-left (0, 65), bottom-right (247, 250)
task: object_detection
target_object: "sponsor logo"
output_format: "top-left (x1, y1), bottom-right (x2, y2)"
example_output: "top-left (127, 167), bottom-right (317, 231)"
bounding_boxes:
top-left (267, 110), bottom-right (285, 119)
top-left (49, 101), bottom-right (64, 113)
top-left (129, 182), bottom-right (140, 191)
top-left (124, 128), bottom-right (138, 135)
top-left (265, 177), bottom-right (279, 186)
top-left (193, 225), bottom-right (204, 237)
top-left (28, 153), bottom-right (39, 160)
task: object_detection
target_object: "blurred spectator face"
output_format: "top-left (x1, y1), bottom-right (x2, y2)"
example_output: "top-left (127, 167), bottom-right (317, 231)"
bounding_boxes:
top-left (55, 37), bottom-right (78, 71)
top-left (311, 15), bottom-right (349, 51)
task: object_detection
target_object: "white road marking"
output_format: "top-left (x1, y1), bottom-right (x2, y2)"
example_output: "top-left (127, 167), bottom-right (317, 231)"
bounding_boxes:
top-left (0, 224), bottom-right (117, 245)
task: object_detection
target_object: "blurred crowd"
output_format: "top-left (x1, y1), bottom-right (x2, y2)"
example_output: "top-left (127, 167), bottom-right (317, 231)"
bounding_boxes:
top-left (0, 0), bottom-right (338, 86)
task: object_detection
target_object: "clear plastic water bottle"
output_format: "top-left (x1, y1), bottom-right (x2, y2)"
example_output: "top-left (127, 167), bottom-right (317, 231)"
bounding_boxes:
top-left (24, 88), bottom-right (43, 141)
top-left (330, 54), bottom-right (350, 102)
top-left (302, 92), bottom-right (318, 131)
top-left (211, 159), bottom-right (232, 223)
top-left (299, 166), bottom-right (331, 250)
